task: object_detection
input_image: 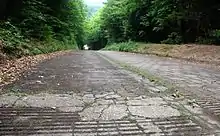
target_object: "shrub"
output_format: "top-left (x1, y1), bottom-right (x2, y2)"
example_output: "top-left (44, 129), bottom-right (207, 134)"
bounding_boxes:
top-left (104, 41), bottom-right (138, 52)
top-left (161, 32), bottom-right (183, 44)
top-left (0, 21), bottom-right (28, 57)
top-left (195, 37), bottom-right (214, 45)
top-left (210, 30), bottom-right (220, 44)
top-left (195, 30), bottom-right (220, 45)
top-left (118, 41), bottom-right (138, 52)
top-left (104, 44), bottom-right (120, 51)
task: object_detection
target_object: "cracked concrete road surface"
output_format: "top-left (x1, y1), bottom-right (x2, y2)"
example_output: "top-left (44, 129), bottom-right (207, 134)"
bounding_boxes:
top-left (1, 51), bottom-right (220, 135)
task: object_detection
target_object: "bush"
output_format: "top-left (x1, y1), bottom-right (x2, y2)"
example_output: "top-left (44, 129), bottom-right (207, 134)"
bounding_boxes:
top-left (118, 41), bottom-right (138, 52)
top-left (195, 30), bottom-right (220, 45)
top-left (104, 44), bottom-right (120, 51)
top-left (161, 32), bottom-right (183, 44)
top-left (210, 30), bottom-right (220, 44)
top-left (0, 0), bottom-right (86, 57)
top-left (104, 41), bottom-right (138, 52)
top-left (29, 39), bottom-right (78, 55)
top-left (0, 21), bottom-right (78, 57)
top-left (0, 21), bottom-right (29, 57)
top-left (195, 37), bottom-right (214, 45)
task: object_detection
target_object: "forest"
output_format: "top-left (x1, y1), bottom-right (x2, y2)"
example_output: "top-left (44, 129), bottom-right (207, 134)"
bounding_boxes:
top-left (0, 0), bottom-right (86, 58)
top-left (86, 0), bottom-right (220, 50)
top-left (0, 0), bottom-right (220, 57)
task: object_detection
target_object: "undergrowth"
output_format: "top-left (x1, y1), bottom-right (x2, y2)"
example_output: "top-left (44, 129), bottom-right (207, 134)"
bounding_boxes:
top-left (103, 41), bottom-right (138, 52)
top-left (0, 21), bottom-right (77, 58)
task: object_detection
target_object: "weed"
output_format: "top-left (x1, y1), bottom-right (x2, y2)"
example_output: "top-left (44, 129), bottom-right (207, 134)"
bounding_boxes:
top-left (103, 41), bottom-right (138, 52)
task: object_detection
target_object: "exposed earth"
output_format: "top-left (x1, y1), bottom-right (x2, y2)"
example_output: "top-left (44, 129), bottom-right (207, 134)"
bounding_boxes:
top-left (136, 44), bottom-right (220, 66)
top-left (0, 51), bottom-right (220, 135)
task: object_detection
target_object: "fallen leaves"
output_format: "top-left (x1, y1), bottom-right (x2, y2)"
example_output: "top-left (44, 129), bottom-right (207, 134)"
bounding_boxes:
top-left (0, 51), bottom-right (71, 88)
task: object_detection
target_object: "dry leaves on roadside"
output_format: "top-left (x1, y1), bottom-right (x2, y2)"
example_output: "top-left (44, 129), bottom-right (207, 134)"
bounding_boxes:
top-left (0, 51), bottom-right (71, 88)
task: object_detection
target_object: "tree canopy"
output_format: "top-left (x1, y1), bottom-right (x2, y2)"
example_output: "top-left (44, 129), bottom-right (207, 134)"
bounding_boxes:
top-left (86, 0), bottom-right (220, 50)
top-left (1, 0), bottom-right (220, 54)
top-left (0, 0), bottom-right (87, 57)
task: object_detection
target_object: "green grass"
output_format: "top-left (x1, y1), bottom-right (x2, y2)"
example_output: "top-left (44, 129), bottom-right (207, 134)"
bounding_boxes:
top-left (103, 41), bottom-right (138, 52)
top-left (29, 39), bottom-right (78, 55)
top-left (103, 41), bottom-right (179, 58)
top-left (1, 36), bottom-right (78, 57)
top-left (0, 21), bottom-right (78, 58)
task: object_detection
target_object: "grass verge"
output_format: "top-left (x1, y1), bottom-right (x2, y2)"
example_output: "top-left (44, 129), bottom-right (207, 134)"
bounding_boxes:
top-left (103, 42), bottom-right (220, 66)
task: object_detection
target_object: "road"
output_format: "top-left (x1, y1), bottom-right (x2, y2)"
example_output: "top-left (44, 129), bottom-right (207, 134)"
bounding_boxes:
top-left (0, 51), bottom-right (220, 135)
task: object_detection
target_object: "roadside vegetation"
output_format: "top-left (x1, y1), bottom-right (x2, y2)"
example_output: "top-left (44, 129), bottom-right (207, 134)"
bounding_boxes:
top-left (0, 0), bottom-right (87, 59)
top-left (86, 0), bottom-right (220, 50)
top-left (104, 41), bottom-right (138, 52)
top-left (0, 0), bottom-right (88, 86)
top-left (1, 0), bottom-right (220, 61)
top-left (103, 42), bottom-right (220, 65)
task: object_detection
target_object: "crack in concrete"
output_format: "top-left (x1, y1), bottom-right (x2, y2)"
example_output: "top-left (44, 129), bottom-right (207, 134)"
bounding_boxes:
top-left (97, 51), bottom-right (220, 132)
top-left (0, 51), bottom-right (218, 135)
top-left (11, 96), bottom-right (22, 107)
top-left (98, 104), bottom-right (111, 119)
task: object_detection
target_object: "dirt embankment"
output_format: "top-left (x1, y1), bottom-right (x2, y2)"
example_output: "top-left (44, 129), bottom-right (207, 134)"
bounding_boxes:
top-left (136, 43), bottom-right (220, 66)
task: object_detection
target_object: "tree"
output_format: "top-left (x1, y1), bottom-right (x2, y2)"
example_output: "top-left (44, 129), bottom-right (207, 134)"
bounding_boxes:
top-left (85, 8), bottom-right (107, 50)
top-left (86, 0), bottom-right (220, 49)
top-left (0, 0), bottom-right (87, 56)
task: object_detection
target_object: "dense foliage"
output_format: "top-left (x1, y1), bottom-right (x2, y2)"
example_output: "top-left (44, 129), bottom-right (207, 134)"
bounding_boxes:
top-left (0, 0), bottom-right (87, 57)
top-left (85, 9), bottom-right (107, 50)
top-left (87, 5), bottom-right (102, 18)
top-left (86, 0), bottom-right (220, 50)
